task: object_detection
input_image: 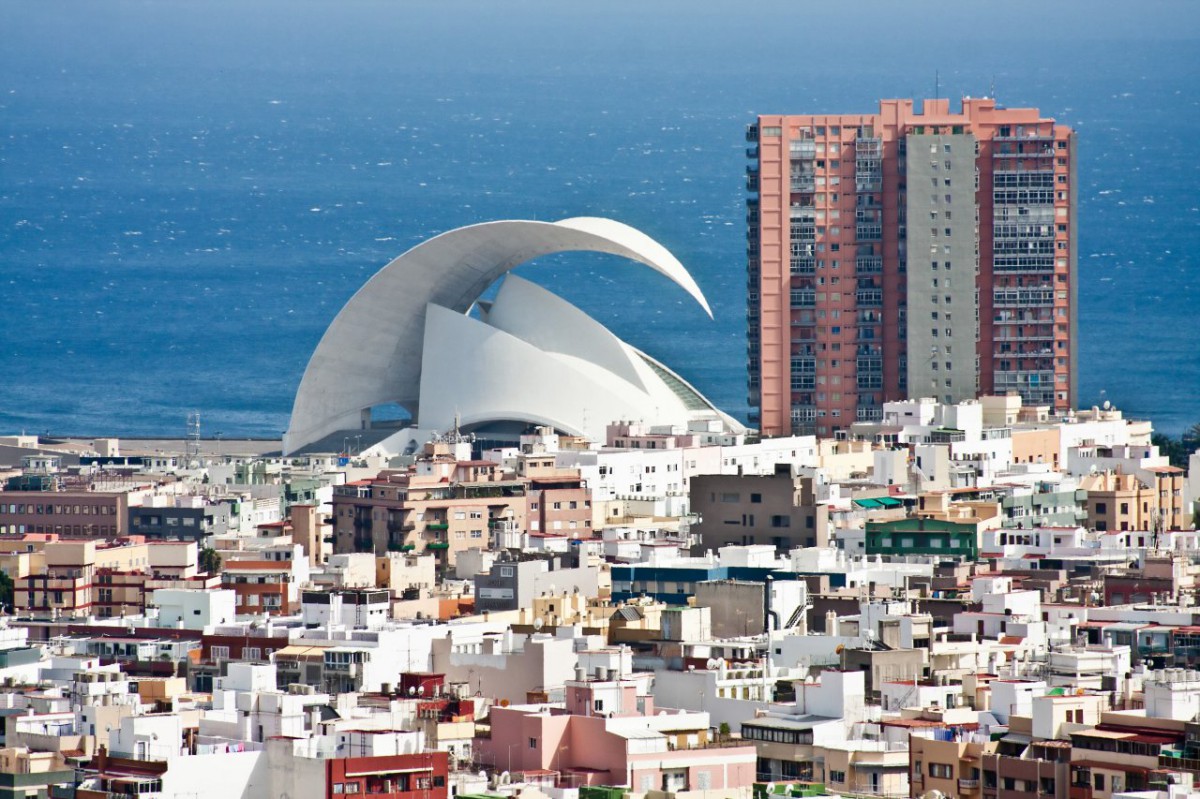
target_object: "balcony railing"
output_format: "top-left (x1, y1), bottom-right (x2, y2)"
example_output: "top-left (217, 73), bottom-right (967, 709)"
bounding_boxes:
top-left (958, 778), bottom-right (980, 790)
top-left (790, 141), bottom-right (816, 159)
top-left (856, 256), bottom-right (882, 274)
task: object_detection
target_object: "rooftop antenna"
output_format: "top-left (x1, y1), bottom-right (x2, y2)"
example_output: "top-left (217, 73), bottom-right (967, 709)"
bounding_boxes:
top-left (990, 74), bottom-right (996, 100)
top-left (186, 411), bottom-right (201, 467)
top-left (935, 69), bottom-right (940, 102)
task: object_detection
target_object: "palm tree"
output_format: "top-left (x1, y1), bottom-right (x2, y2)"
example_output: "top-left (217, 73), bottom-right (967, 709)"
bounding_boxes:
top-left (199, 547), bottom-right (222, 575)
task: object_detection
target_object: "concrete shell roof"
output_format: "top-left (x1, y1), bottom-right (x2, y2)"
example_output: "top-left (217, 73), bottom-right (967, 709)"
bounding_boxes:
top-left (284, 218), bottom-right (712, 454)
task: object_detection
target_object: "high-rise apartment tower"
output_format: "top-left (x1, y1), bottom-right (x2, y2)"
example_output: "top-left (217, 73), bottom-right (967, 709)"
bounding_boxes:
top-left (746, 98), bottom-right (1076, 437)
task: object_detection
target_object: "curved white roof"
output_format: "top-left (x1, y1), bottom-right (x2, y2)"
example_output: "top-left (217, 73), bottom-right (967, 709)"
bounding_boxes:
top-left (283, 217), bottom-right (733, 454)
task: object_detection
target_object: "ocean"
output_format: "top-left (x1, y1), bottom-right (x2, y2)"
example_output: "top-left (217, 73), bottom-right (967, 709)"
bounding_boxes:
top-left (2, 0), bottom-right (1198, 438)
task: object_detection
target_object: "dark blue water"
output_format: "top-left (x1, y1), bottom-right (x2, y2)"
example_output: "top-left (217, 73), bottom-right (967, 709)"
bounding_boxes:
top-left (2, 0), bottom-right (1198, 437)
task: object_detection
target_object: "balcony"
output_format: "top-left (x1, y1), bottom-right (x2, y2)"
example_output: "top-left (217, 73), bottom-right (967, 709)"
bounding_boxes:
top-left (855, 137), bottom-right (882, 157)
top-left (790, 175), bottom-right (816, 192)
top-left (993, 289), bottom-right (1055, 308)
top-left (426, 522), bottom-right (449, 531)
top-left (790, 291), bottom-right (816, 308)
top-left (992, 147), bottom-right (1054, 159)
top-left (959, 778), bottom-right (981, 791)
top-left (790, 140), bottom-right (816, 159)
top-left (791, 257), bottom-right (816, 275)
top-left (856, 176), bottom-right (882, 193)
top-left (856, 224), bottom-right (882, 241)
top-left (856, 255), bottom-right (882, 274)
top-left (855, 290), bottom-right (883, 306)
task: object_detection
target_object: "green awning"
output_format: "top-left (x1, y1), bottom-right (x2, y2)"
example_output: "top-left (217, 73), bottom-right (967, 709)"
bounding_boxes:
top-left (877, 497), bottom-right (903, 508)
top-left (853, 498), bottom-right (883, 509)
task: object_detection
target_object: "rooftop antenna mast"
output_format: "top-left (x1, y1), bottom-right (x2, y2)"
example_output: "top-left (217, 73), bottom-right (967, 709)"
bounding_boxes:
top-left (186, 411), bottom-right (201, 467)
top-left (935, 69), bottom-right (940, 102)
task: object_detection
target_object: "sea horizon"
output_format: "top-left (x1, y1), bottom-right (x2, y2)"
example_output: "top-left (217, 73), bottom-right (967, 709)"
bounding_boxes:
top-left (2, 0), bottom-right (1198, 438)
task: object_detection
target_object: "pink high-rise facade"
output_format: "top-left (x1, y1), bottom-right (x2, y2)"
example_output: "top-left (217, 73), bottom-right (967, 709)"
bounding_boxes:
top-left (747, 98), bottom-right (1077, 437)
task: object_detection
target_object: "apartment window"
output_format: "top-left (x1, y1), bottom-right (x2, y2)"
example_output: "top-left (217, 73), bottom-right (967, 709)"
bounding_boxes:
top-left (594, 699), bottom-right (604, 711)
top-left (212, 646), bottom-right (230, 660)
top-left (750, 493), bottom-right (762, 504)
top-left (929, 763), bottom-right (953, 779)
top-left (829, 770), bottom-right (846, 784)
top-left (529, 738), bottom-right (538, 749)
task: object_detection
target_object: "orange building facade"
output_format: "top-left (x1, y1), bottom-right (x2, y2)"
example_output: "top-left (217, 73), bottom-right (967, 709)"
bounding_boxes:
top-left (748, 97), bottom-right (1076, 436)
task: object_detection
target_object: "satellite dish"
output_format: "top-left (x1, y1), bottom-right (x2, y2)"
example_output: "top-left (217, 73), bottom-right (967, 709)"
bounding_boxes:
top-left (533, 618), bottom-right (544, 631)
top-left (765, 784), bottom-right (776, 796)
top-left (706, 659), bottom-right (719, 669)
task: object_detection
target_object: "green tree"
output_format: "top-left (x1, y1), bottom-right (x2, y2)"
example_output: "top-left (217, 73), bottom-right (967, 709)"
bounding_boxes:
top-left (199, 547), bottom-right (222, 575)
top-left (0, 571), bottom-right (12, 612)
top-left (1152, 433), bottom-right (1188, 469)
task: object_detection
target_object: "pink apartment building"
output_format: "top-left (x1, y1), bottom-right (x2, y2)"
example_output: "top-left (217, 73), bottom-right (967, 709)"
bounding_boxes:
top-left (478, 671), bottom-right (756, 793)
top-left (748, 97), bottom-right (1076, 437)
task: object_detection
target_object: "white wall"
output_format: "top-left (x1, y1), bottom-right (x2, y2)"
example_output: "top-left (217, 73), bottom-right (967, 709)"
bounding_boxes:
top-left (154, 589), bottom-right (237, 630)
